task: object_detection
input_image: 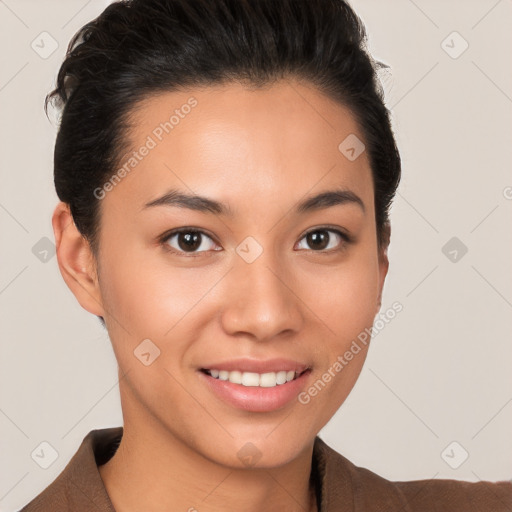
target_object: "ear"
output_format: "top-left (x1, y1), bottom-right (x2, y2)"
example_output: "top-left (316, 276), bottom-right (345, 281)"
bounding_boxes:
top-left (375, 222), bottom-right (390, 314)
top-left (52, 202), bottom-right (105, 317)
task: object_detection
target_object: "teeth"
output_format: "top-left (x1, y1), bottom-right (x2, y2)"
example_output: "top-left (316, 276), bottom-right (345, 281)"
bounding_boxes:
top-left (206, 369), bottom-right (299, 387)
top-left (276, 371), bottom-right (288, 385)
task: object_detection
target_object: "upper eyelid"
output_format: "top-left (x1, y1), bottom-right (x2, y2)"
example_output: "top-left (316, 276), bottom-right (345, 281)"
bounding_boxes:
top-left (297, 225), bottom-right (351, 241)
top-left (161, 227), bottom-right (219, 245)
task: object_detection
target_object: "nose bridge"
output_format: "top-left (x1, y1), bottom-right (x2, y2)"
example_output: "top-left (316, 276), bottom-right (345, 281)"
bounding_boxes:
top-left (220, 243), bottom-right (303, 339)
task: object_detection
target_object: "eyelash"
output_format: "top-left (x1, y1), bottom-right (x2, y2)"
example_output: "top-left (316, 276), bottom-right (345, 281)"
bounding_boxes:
top-left (158, 226), bottom-right (353, 258)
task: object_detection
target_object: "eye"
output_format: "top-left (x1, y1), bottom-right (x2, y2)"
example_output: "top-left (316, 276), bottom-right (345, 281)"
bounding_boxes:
top-left (159, 226), bottom-right (351, 257)
top-left (295, 228), bottom-right (350, 252)
top-left (161, 228), bottom-right (221, 256)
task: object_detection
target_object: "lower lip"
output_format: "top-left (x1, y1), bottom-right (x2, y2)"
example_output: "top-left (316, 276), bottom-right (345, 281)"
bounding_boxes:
top-left (198, 370), bottom-right (311, 412)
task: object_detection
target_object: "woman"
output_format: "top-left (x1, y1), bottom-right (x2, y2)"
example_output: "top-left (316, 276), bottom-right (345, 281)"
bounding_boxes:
top-left (20, 0), bottom-right (512, 510)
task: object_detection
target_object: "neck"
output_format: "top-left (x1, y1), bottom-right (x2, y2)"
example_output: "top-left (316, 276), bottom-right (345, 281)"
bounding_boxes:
top-left (98, 414), bottom-right (318, 512)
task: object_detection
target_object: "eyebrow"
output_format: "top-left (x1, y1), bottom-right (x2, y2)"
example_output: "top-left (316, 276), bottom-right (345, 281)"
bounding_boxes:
top-left (143, 187), bottom-right (365, 216)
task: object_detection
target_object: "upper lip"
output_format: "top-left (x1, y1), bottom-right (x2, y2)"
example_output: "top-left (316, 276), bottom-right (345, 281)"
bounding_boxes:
top-left (200, 358), bottom-right (311, 374)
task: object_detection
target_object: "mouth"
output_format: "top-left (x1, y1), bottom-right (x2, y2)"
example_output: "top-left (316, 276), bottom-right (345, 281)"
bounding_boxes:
top-left (198, 366), bottom-right (312, 412)
top-left (199, 368), bottom-right (310, 388)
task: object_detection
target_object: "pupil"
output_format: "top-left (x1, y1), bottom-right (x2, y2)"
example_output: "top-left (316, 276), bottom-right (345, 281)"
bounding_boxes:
top-left (307, 230), bottom-right (328, 250)
top-left (178, 232), bottom-right (201, 251)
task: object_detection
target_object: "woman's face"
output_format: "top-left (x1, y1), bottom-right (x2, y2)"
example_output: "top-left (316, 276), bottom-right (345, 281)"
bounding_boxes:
top-left (65, 79), bottom-right (388, 467)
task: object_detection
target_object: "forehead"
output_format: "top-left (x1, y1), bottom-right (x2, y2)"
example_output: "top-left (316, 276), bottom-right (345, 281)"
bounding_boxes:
top-left (110, 79), bottom-right (374, 215)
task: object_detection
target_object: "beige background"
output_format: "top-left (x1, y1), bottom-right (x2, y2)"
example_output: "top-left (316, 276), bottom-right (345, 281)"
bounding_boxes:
top-left (1, 0), bottom-right (511, 510)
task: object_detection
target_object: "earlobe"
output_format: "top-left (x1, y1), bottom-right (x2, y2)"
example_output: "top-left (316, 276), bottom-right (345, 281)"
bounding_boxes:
top-left (52, 202), bottom-right (105, 317)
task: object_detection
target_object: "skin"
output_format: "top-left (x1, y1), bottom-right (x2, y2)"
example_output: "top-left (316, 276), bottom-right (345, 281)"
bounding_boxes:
top-left (52, 79), bottom-right (390, 512)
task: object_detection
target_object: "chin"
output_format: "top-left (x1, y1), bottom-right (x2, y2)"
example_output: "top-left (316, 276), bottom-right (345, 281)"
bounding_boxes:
top-left (194, 429), bottom-right (314, 470)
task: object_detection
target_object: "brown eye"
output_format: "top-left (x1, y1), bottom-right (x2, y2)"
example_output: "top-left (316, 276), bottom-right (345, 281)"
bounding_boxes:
top-left (163, 229), bottom-right (219, 254)
top-left (296, 228), bottom-right (349, 252)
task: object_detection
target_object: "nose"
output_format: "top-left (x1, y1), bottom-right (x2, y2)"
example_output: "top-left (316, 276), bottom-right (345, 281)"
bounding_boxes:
top-left (220, 250), bottom-right (304, 342)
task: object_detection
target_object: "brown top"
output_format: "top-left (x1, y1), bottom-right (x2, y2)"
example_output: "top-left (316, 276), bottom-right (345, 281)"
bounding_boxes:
top-left (19, 427), bottom-right (512, 511)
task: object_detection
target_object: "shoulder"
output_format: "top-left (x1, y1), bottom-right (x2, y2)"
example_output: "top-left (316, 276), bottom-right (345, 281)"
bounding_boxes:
top-left (313, 436), bottom-right (512, 511)
top-left (18, 427), bottom-right (121, 512)
top-left (17, 477), bottom-right (69, 512)
top-left (394, 476), bottom-right (512, 511)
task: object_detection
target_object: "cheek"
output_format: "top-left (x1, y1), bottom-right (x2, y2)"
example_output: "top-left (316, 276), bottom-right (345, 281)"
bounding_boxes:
top-left (305, 252), bottom-right (380, 344)
top-left (98, 243), bottom-right (177, 325)
top-left (301, 266), bottom-right (378, 421)
top-left (297, 248), bottom-right (379, 409)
